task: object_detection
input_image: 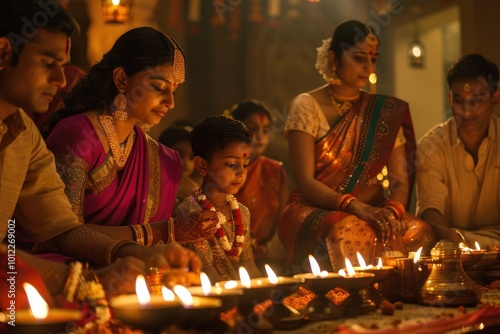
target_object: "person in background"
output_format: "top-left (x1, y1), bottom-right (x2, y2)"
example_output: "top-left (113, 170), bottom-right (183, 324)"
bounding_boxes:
top-left (229, 99), bottom-right (290, 274)
top-left (278, 20), bottom-right (435, 272)
top-left (177, 116), bottom-right (262, 282)
top-left (27, 64), bottom-right (86, 134)
top-left (43, 27), bottom-right (217, 253)
top-left (416, 54), bottom-right (500, 247)
top-left (0, 0), bottom-right (200, 292)
top-left (158, 121), bottom-right (201, 214)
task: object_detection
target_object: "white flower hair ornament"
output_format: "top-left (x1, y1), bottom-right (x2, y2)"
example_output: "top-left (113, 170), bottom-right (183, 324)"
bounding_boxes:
top-left (315, 38), bottom-right (342, 85)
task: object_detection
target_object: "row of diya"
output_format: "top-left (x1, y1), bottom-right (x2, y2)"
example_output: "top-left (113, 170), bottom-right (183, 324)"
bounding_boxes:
top-left (0, 257), bottom-right (383, 334)
top-left (2, 240), bottom-right (498, 334)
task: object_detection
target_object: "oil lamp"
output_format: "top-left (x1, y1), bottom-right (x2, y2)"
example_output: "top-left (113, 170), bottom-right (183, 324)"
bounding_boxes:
top-left (418, 239), bottom-right (482, 306)
top-left (354, 254), bottom-right (394, 306)
top-left (0, 283), bottom-right (81, 334)
top-left (337, 258), bottom-right (376, 316)
top-left (292, 255), bottom-right (345, 321)
top-left (173, 284), bottom-right (223, 329)
top-left (186, 272), bottom-right (243, 333)
top-left (217, 267), bottom-right (275, 334)
top-left (110, 275), bottom-right (184, 333)
top-left (262, 264), bottom-right (305, 330)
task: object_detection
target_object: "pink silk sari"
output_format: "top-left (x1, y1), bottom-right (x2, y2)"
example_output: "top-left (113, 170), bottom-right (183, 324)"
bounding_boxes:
top-left (47, 114), bottom-right (181, 227)
top-left (278, 92), bottom-right (417, 271)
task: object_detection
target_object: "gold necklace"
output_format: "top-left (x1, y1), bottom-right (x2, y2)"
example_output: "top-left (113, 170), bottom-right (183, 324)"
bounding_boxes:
top-left (327, 87), bottom-right (359, 117)
top-left (211, 199), bottom-right (229, 209)
top-left (98, 114), bottom-right (135, 168)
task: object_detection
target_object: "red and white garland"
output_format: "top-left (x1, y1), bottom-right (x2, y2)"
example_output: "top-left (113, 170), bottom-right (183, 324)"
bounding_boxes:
top-left (193, 188), bottom-right (245, 260)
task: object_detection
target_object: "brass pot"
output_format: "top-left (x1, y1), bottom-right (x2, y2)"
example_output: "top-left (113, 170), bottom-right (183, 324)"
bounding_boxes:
top-left (418, 239), bottom-right (481, 306)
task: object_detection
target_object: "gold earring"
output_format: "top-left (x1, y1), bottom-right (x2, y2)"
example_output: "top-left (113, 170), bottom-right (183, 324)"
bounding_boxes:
top-left (113, 91), bottom-right (128, 121)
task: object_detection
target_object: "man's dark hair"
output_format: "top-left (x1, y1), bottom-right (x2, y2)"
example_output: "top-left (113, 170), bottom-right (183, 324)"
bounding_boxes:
top-left (191, 116), bottom-right (253, 161)
top-left (447, 54), bottom-right (499, 93)
top-left (0, 0), bottom-right (79, 65)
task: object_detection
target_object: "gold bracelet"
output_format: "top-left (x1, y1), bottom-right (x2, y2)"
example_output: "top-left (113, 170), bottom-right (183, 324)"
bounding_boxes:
top-left (130, 224), bottom-right (145, 245)
top-left (143, 223), bottom-right (154, 247)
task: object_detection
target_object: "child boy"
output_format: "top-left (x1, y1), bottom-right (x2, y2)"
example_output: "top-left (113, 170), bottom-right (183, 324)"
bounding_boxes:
top-left (176, 116), bottom-right (262, 282)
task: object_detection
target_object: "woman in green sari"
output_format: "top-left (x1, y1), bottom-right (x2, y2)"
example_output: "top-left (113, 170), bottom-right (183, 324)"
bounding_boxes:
top-left (278, 20), bottom-right (435, 272)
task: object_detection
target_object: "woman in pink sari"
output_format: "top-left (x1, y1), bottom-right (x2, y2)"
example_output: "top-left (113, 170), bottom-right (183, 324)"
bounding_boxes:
top-left (278, 20), bottom-right (435, 273)
top-left (44, 28), bottom-right (216, 249)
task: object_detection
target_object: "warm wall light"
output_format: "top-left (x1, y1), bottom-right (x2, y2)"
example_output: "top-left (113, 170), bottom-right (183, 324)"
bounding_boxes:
top-left (102, 0), bottom-right (130, 24)
top-left (408, 38), bottom-right (425, 68)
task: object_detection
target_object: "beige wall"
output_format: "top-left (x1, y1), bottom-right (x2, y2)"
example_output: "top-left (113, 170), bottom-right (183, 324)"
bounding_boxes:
top-left (393, 6), bottom-right (459, 141)
top-left (458, 0), bottom-right (500, 117)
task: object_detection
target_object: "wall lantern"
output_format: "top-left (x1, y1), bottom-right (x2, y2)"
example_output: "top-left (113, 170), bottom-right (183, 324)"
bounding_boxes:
top-left (408, 38), bottom-right (425, 68)
top-left (102, 0), bottom-right (130, 24)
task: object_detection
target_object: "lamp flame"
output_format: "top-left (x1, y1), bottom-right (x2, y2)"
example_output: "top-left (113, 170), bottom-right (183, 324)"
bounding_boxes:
top-left (135, 275), bottom-right (150, 305)
top-left (338, 269), bottom-right (346, 277)
top-left (223, 280), bottom-right (238, 289)
top-left (413, 246), bottom-right (423, 264)
top-left (377, 257), bottom-right (383, 269)
top-left (23, 283), bottom-right (48, 319)
top-left (475, 242), bottom-right (481, 251)
top-left (112, 0), bottom-right (120, 5)
top-left (200, 272), bottom-right (211, 296)
top-left (357, 252), bottom-right (367, 268)
top-left (345, 258), bottom-right (356, 277)
top-left (173, 285), bottom-right (193, 307)
top-left (239, 267), bottom-right (251, 288)
top-left (265, 264), bottom-right (279, 284)
top-left (162, 287), bottom-right (175, 301)
top-left (308, 254), bottom-right (322, 276)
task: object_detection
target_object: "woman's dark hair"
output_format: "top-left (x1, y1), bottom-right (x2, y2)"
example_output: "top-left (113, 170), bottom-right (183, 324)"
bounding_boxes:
top-left (44, 27), bottom-right (184, 137)
top-left (0, 0), bottom-right (79, 66)
top-left (447, 54), bottom-right (499, 93)
top-left (230, 99), bottom-right (272, 123)
top-left (191, 116), bottom-right (253, 161)
top-left (329, 20), bottom-right (379, 63)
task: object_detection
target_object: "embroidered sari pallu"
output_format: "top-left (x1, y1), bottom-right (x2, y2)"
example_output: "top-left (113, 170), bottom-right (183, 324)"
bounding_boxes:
top-left (279, 93), bottom-right (434, 272)
top-left (48, 114), bottom-right (181, 227)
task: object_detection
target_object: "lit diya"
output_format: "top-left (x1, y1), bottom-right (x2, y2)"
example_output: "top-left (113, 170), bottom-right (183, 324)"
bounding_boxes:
top-left (217, 267), bottom-right (275, 334)
top-left (186, 272), bottom-right (243, 332)
top-left (337, 258), bottom-right (376, 316)
top-left (0, 283), bottom-right (81, 334)
top-left (172, 284), bottom-right (223, 329)
top-left (110, 275), bottom-right (184, 333)
top-left (292, 255), bottom-right (345, 321)
top-left (258, 264), bottom-right (305, 330)
top-left (352, 253), bottom-right (394, 306)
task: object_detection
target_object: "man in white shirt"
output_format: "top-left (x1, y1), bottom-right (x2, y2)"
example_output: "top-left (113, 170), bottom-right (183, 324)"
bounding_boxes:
top-left (416, 54), bottom-right (500, 247)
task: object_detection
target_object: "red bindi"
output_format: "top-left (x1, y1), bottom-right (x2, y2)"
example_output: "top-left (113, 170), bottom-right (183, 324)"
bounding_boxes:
top-left (243, 153), bottom-right (247, 158)
top-left (369, 50), bottom-right (373, 56)
top-left (259, 112), bottom-right (265, 123)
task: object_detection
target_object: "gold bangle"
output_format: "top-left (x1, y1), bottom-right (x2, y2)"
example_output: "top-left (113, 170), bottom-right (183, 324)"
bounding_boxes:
top-left (143, 223), bottom-right (154, 247)
top-left (131, 224), bottom-right (145, 245)
top-left (384, 200), bottom-right (405, 220)
top-left (336, 194), bottom-right (356, 211)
